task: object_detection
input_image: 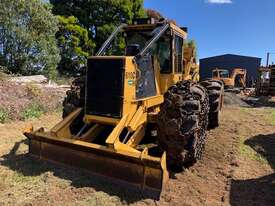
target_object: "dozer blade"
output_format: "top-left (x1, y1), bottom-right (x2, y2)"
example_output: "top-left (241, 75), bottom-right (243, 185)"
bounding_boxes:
top-left (24, 130), bottom-right (168, 198)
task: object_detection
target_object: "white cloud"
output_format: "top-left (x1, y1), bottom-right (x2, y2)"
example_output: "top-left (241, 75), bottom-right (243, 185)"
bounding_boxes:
top-left (206, 0), bottom-right (232, 4)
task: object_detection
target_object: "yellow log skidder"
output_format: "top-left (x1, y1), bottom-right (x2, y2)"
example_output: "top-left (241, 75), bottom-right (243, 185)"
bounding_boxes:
top-left (24, 18), bottom-right (224, 198)
top-left (212, 68), bottom-right (247, 88)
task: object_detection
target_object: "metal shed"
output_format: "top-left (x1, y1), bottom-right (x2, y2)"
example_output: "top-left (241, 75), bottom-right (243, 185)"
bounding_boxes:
top-left (199, 54), bottom-right (262, 85)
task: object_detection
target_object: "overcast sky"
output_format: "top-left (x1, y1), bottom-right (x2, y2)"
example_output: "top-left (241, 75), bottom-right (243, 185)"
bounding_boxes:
top-left (144, 0), bottom-right (275, 65)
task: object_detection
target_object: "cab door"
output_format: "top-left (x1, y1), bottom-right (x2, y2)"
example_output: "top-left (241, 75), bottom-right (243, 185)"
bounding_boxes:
top-left (172, 34), bottom-right (184, 84)
top-left (157, 33), bottom-right (174, 93)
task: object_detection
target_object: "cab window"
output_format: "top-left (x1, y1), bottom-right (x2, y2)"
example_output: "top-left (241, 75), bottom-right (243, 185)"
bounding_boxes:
top-left (174, 35), bottom-right (183, 73)
top-left (213, 70), bottom-right (219, 77)
top-left (154, 36), bottom-right (172, 74)
top-left (220, 70), bottom-right (229, 78)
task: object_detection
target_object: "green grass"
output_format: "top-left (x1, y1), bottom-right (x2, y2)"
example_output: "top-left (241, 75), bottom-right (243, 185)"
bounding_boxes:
top-left (11, 171), bottom-right (37, 184)
top-left (239, 136), bottom-right (268, 165)
top-left (240, 108), bottom-right (275, 126)
top-left (239, 107), bottom-right (251, 113)
top-left (264, 109), bottom-right (275, 126)
top-left (75, 192), bottom-right (122, 206)
top-left (20, 103), bottom-right (44, 120)
top-left (270, 109), bottom-right (275, 125)
top-left (0, 108), bottom-right (10, 123)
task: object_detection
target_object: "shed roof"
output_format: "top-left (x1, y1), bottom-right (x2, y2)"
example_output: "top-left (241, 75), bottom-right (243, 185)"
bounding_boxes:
top-left (200, 54), bottom-right (261, 61)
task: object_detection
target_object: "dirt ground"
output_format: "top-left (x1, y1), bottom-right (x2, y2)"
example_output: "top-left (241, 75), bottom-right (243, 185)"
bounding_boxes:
top-left (0, 104), bottom-right (275, 206)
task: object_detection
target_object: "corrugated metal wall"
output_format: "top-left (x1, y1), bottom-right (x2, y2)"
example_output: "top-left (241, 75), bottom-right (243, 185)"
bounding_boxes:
top-left (200, 54), bottom-right (261, 84)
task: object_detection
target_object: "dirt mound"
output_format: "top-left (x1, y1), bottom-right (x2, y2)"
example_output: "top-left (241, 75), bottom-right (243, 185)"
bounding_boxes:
top-left (223, 92), bottom-right (249, 107)
top-left (0, 80), bottom-right (66, 121)
top-left (224, 89), bottom-right (275, 108)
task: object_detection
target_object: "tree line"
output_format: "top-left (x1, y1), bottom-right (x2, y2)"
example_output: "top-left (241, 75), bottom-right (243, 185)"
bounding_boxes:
top-left (0, 0), bottom-right (146, 79)
top-left (0, 0), bottom-right (196, 79)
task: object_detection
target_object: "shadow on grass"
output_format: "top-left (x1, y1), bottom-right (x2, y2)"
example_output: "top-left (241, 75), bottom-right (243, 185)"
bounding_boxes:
top-left (230, 173), bottom-right (275, 206)
top-left (242, 96), bottom-right (275, 108)
top-left (0, 139), bottom-right (154, 204)
top-left (245, 133), bottom-right (275, 169)
top-left (230, 133), bottom-right (275, 206)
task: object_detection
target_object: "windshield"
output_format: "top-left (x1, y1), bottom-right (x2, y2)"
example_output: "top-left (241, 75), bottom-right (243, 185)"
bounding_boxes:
top-left (97, 24), bottom-right (169, 57)
top-left (219, 70), bottom-right (229, 78)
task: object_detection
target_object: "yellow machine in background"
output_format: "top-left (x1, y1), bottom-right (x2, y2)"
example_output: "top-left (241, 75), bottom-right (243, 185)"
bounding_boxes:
top-left (256, 65), bottom-right (275, 95)
top-left (212, 68), bottom-right (247, 88)
top-left (24, 18), bottom-right (224, 198)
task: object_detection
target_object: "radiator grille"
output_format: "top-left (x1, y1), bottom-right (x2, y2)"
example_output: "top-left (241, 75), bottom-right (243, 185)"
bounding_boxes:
top-left (85, 58), bottom-right (125, 118)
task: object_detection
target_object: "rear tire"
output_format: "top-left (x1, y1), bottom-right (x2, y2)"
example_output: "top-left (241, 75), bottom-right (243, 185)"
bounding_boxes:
top-left (157, 80), bottom-right (209, 169)
top-left (62, 76), bottom-right (86, 117)
top-left (200, 80), bottom-right (224, 129)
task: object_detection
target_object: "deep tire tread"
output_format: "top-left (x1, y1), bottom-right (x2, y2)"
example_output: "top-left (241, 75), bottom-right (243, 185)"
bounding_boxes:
top-left (200, 80), bottom-right (224, 129)
top-left (62, 76), bottom-right (86, 134)
top-left (157, 80), bottom-right (209, 168)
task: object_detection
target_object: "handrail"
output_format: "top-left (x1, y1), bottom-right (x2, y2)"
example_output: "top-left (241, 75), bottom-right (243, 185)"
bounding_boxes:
top-left (96, 23), bottom-right (128, 56)
top-left (136, 23), bottom-right (170, 59)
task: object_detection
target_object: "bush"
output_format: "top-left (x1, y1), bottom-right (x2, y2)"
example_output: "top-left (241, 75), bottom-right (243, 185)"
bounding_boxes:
top-left (20, 103), bottom-right (44, 120)
top-left (55, 76), bottom-right (72, 85)
top-left (25, 83), bottom-right (42, 97)
top-left (0, 108), bottom-right (9, 123)
top-left (0, 66), bottom-right (9, 81)
top-left (0, 72), bottom-right (7, 81)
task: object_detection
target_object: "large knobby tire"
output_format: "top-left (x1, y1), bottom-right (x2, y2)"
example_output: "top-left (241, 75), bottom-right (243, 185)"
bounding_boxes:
top-left (62, 76), bottom-right (85, 117)
top-left (157, 80), bottom-right (209, 169)
top-left (62, 76), bottom-right (86, 134)
top-left (200, 80), bottom-right (224, 129)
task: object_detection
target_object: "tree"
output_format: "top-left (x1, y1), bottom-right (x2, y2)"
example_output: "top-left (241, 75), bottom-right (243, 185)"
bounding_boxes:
top-left (56, 16), bottom-right (95, 75)
top-left (146, 9), bottom-right (177, 25)
top-left (0, 0), bottom-right (60, 79)
top-left (146, 9), bottom-right (164, 20)
top-left (132, 0), bottom-right (146, 19)
top-left (185, 40), bottom-right (198, 60)
top-left (50, 0), bottom-right (146, 52)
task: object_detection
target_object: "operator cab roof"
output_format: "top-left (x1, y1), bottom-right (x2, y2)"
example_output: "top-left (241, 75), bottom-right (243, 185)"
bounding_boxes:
top-left (124, 18), bottom-right (188, 39)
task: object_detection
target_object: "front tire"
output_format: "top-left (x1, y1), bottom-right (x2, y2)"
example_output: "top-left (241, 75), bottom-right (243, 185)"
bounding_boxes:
top-left (157, 81), bottom-right (209, 169)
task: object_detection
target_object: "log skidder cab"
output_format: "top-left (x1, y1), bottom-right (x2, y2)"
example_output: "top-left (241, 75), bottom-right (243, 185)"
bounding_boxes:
top-left (24, 18), bottom-right (224, 198)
